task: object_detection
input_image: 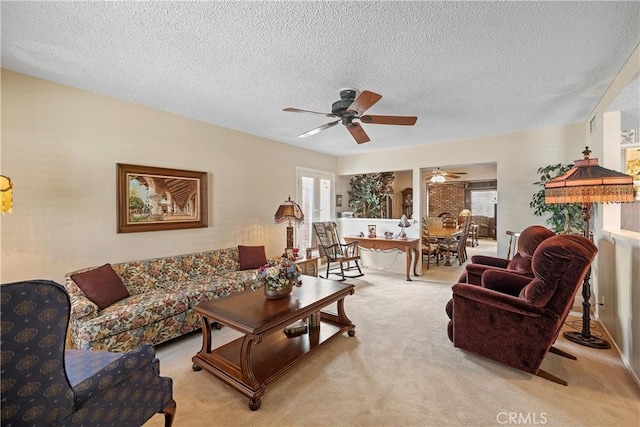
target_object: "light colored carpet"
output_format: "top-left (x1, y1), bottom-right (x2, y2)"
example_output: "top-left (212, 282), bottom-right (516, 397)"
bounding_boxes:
top-left (144, 241), bottom-right (639, 427)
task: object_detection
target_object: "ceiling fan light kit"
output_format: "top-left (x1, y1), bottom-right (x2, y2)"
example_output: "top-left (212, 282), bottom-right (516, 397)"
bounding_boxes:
top-left (283, 89), bottom-right (417, 145)
top-left (428, 168), bottom-right (468, 183)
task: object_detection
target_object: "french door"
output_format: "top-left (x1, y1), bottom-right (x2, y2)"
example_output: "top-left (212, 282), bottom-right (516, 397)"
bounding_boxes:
top-left (296, 167), bottom-right (334, 253)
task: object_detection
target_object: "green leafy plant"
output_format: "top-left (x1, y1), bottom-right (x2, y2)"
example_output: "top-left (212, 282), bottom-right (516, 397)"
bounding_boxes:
top-left (348, 172), bottom-right (395, 218)
top-left (530, 163), bottom-right (583, 234)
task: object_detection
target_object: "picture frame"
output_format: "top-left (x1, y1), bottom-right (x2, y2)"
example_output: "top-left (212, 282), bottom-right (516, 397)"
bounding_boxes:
top-left (117, 163), bottom-right (208, 233)
top-left (285, 248), bottom-right (295, 260)
top-left (336, 194), bottom-right (343, 207)
top-left (367, 225), bottom-right (377, 238)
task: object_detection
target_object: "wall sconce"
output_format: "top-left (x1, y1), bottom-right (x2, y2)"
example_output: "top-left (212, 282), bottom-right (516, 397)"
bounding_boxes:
top-left (1, 175), bottom-right (13, 215)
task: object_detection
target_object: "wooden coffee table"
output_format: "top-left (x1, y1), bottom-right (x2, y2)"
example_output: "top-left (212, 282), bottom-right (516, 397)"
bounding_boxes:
top-left (191, 275), bottom-right (356, 410)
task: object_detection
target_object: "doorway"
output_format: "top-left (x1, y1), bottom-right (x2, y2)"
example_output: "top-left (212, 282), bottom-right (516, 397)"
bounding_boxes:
top-left (296, 168), bottom-right (334, 253)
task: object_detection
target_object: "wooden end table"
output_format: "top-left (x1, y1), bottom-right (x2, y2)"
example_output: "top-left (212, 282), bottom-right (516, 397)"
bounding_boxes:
top-left (191, 276), bottom-right (355, 410)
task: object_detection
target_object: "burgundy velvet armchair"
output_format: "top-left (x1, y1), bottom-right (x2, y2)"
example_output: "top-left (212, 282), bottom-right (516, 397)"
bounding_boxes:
top-left (446, 234), bottom-right (597, 385)
top-left (457, 225), bottom-right (556, 285)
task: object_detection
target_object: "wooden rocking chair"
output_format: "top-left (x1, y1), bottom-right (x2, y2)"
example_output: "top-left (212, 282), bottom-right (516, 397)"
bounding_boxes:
top-left (312, 221), bottom-right (364, 281)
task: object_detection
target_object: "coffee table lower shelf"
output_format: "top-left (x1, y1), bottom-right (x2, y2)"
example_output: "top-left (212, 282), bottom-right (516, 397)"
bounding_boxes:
top-left (192, 314), bottom-right (354, 410)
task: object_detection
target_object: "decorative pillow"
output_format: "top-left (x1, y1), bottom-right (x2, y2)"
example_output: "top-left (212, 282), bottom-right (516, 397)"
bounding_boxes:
top-left (70, 264), bottom-right (130, 309)
top-left (238, 245), bottom-right (267, 270)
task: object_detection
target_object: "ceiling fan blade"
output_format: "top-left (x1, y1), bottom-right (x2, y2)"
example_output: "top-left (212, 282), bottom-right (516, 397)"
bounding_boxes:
top-left (443, 172), bottom-right (468, 176)
top-left (346, 90), bottom-right (382, 115)
top-left (446, 174), bottom-right (462, 179)
top-left (346, 123), bottom-right (370, 144)
top-left (360, 115), bottom-right (417, 125)
top-left (283, 107), bottom-right (337, 118)
top-left (297, 120), bottom-right (340, 138)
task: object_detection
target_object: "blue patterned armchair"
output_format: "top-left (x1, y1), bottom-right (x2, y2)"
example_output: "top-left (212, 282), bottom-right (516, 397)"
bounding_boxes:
top-left (0, 280), bottom-right (176, 426)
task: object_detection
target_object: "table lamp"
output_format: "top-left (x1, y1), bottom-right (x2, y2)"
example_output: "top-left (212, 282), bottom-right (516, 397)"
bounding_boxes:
top-left (545, 146), bottom-right (635, 349)
top-left (274, 196), bottom-right (304, 250)
top-left (398, 214), bottom-right (411, 239)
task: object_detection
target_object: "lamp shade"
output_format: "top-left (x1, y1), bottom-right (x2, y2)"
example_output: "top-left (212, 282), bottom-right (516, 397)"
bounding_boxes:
top-left (274, 196), bottom-right (304, 225)
top-left (398, 214), bottom-right (411, 228)
top-left (545, 147), bottom-right (635, 204)
top-left (1, 175), bottom-right (13, 215)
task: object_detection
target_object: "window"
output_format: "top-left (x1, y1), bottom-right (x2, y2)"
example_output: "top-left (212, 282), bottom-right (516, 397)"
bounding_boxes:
top-left (621, 143), bottom-right (640, 232)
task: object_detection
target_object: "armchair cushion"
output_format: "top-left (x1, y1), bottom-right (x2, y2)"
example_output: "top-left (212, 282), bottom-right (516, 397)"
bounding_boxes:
top-left (238, 245), bottom-right (268, 270)
top-left (65, 344), bottom-right (156, 407)
top-left (71, 263), bottom-right (130, 309)
top-left (505, 253), bottom-right (532, 274)
top-left (481, 269), bottom-right (533, 296)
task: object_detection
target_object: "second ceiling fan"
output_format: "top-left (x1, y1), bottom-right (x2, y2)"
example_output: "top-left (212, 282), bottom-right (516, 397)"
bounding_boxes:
top-left (428, 168), bottom-right (468, 183)
top-left (283, 88), bottom-right (417, 144)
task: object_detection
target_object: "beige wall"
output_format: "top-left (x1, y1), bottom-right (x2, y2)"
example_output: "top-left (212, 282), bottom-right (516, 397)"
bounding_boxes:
top-left (0, 70), bottom-right (337, 283)
top-left (584, 43), bottom-right (640, 384)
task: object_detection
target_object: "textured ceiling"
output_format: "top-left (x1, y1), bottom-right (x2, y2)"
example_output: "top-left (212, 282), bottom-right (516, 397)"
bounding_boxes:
top-left (2, 1), bottom-right (639, 157)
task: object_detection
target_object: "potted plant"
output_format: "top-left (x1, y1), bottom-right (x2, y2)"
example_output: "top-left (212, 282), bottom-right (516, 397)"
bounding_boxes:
top-left (254, 258), bottom-right (302, 299)
top-left (347, 172), bottom-right (394, 218)
top-left (529, 163), bottom-right (583, 234)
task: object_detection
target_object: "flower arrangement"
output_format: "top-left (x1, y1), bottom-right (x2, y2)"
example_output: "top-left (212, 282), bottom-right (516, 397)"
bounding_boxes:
top-left (254, 257), bottom-right (302, 291)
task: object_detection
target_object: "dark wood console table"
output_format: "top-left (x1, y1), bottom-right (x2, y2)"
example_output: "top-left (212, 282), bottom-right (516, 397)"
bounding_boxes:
top-left (192, 276), bottom-right (355, 410)
top-left (343, 236), bottom-right (420, 281)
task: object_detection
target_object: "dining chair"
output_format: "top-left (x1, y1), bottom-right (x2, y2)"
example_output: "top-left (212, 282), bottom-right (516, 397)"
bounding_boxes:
top-left (421, 220), bottom-right (440, 269)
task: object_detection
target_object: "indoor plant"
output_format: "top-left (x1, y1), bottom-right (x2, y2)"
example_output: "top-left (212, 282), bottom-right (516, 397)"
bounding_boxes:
top-left (530, 163), bottom-right (583, 233)
top-left (347, 172), bottom-right (395, 218)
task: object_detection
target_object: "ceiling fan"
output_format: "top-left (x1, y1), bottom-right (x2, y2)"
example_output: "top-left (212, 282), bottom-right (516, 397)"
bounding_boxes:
top-left (427, 168), bottom-right (468, 183)
top-left (283, 88), bottom-right (417, 144)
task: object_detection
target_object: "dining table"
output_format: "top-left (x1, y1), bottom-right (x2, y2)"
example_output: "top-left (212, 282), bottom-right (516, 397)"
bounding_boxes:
top-left (429, 227), bottom-right (463, 266)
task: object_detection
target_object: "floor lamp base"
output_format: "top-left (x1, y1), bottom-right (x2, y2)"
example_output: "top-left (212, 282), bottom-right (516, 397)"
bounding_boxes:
top-left (563, 331), bottom-right (611, 349)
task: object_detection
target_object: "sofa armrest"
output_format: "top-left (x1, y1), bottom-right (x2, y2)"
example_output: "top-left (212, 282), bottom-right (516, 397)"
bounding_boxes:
top-left (69, 294), bottom-right (98, 321)
top-left (470, 255), bottom-right (509, 269)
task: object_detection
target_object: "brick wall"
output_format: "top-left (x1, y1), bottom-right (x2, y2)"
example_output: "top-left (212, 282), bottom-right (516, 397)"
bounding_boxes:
top-left (428, 182), bottom-right (465, 218)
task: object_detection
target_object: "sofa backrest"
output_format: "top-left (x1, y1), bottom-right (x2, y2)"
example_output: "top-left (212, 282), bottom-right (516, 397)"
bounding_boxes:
top-left (66, 247), bottom-right (240, 296)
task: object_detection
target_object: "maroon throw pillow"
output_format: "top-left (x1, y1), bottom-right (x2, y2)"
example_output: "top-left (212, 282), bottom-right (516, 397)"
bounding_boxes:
top-left (238, 245), bottom-right (267, 270)
top-left (70, 264), bottom-right (130, 310)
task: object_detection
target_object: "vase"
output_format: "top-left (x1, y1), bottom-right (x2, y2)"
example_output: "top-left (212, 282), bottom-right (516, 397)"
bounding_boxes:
top-left (264, 282), bottom-right (293, 300)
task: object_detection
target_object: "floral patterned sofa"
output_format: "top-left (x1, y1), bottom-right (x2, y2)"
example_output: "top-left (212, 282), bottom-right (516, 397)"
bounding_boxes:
top-left (64, 246), bottom-right (265, 352)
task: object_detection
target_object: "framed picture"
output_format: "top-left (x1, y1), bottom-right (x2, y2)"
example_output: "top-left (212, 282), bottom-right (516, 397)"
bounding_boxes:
top-left (367, 225), bottom-right (377, 238)
top-left (285, 248), bottom-right (295, 260)
top-left (117, 163), bottom-right (208, 233)
top-left (336, 194), bottom-right (343, 207)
